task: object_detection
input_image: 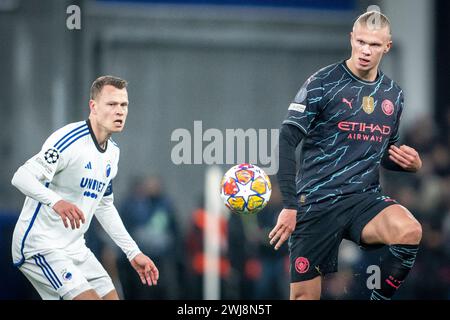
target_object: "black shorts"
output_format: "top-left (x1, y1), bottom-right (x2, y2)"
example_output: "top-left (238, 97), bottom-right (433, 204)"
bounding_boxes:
top-left (289, 192), bottom-right (397, 283)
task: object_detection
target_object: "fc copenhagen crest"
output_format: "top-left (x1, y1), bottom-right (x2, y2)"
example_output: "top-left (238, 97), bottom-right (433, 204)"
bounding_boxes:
top-left (362, 96), bottom-right (375, 114)
top-left (106, 163), bottom-right (111, 178)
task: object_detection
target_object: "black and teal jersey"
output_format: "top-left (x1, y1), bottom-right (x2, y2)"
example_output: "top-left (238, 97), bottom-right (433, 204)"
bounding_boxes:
top-left (283, 61), bottom-right (404, 206)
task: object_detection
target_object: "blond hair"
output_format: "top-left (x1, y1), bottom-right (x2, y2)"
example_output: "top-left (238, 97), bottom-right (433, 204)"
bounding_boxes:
top-left (353, 11), bottom-right (391, 35)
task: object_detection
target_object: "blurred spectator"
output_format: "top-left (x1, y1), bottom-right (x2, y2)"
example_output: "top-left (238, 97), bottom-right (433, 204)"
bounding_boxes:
top-left (403, 115), bottom-right (439, 155)
top-left (431, 143), bottom-right (450, 176)
top-left (119, 176), bottom-right (184, 299)
top-left (185, 197), bottom-right (231, 299)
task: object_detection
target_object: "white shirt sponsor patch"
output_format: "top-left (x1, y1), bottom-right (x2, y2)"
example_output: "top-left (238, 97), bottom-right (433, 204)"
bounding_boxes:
top-left (288, 103), bottom-right (306, 113)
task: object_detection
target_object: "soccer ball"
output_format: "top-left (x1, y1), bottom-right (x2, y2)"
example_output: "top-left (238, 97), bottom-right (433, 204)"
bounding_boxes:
top-left (220, 163), bottom-right (272, 214)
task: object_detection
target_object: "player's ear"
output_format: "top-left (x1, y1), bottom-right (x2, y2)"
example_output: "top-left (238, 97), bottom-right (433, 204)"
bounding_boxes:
top-left (384, 40), bottom-right (392, 53)
top-left (89, 99), bottom-right (97, 114)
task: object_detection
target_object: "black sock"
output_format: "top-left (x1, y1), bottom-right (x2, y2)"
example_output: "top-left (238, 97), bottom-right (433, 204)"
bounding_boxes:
top-left (370, 244), bottom-right (419, 300)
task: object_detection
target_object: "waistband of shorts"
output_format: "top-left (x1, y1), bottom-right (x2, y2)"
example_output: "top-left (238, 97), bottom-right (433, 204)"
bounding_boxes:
top-left (297, 189), bottom-right (382, 210)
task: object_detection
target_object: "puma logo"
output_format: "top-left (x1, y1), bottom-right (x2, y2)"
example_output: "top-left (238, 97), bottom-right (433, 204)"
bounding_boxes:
top-left (342, 97), bottom-right (353, 109)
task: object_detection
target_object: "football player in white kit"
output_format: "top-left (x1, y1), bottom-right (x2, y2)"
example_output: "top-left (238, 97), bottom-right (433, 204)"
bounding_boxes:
top-left (11, 75), bottom-right (159, 300)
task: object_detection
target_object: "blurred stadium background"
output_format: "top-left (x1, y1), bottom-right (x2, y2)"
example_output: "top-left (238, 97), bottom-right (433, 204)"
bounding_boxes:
top-left (0, 0), bottom-right (449, 299)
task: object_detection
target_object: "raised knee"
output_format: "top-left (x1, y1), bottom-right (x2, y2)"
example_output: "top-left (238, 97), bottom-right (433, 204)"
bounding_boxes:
top-left (397, 221), bottom-right (422, 244)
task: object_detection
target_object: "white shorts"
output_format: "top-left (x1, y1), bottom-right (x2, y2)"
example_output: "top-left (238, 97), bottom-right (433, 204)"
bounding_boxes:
top-left (18, 250), bottom-right (115, 300)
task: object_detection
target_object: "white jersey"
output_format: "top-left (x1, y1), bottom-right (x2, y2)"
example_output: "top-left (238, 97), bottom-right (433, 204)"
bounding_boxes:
top-left (12, 120), bottom-right (140, 266)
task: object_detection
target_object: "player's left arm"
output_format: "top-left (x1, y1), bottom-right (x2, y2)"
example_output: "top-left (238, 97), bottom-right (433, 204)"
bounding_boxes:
top-left (382, 144), bottom-right (422, 172)
top-left (95, 187), bottom-right (159, 286)
top-left (381, 91), bottom-right (422, 172)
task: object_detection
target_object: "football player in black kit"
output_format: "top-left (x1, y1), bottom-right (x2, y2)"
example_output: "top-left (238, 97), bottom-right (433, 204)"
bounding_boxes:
top-left (269, 11), bottom-right (423, 300)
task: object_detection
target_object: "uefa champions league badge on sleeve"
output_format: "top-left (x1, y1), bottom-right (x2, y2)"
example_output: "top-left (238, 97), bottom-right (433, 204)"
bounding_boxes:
top-left (44, 148), bottom-right (59, 164)
top-left (294, 86), bottom-right (307, 104)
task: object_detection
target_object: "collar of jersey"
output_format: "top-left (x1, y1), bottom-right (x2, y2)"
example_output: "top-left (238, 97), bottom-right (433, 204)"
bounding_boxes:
top-left (341, 60), bottom-right (382, 85)
top-left (86, 119), bottom-right (107, 153)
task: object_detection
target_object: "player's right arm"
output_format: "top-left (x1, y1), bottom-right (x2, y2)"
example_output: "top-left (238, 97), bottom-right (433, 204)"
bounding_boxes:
top-left (269, 125), bottom-right (304, 250)
top-left (269, 75), bottom-right (323, 250)
top-left (11, 129), bottom-right (85, 229)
